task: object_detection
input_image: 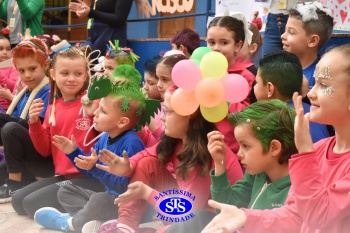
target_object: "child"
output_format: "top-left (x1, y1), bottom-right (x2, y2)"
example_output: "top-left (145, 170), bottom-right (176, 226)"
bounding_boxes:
top-left (281, 2), bottom-right (333, 92)
top-left (104, 40), bottom-right (138, 77)
top-left (0, 38), bottom-right (51, 202)
top-left (207, 14), bottom-right (255, 156)
top-left (34, 72), bottom-right (147, 232)
top-left (254, 50), bottom-right (329, 142)
top-left (96, 85), bottom-right (244, 233)
top-left (207, 13), bottom-right (255, 106)
top-left (202, 44), bottom-right (350, 233)
top-left (138, 53), bottom-right (187, 148)
top-left (142, 55), bottom-right (162, 100)
top-left (0, 28), bottom-right (19, 110)
top-left (235, 23), bottom-right (263, 104)
top-left (170, 28), bottom-right (200, 58)
top-left (235, 24), bottom-right (262, 77)
top-left (10, 46), bottom-right (104, 217)
top-left (165, 99), bottom-right (296, 232)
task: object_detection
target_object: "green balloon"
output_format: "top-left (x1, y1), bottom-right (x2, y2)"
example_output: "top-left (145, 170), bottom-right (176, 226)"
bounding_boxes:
top-left (190, 47), bottom-right (212, 61)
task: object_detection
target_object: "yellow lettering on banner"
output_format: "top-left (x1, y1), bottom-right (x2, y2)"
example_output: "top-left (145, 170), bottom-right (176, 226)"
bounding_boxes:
top-left (135, 0), bottom-right (194, 18)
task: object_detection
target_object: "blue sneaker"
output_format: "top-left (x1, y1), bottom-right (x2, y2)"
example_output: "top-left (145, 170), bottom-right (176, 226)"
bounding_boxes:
top-left (34, 207), bottom-right (70, 232)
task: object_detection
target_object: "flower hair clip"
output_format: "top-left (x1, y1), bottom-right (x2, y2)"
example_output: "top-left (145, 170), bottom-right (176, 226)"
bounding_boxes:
top-left (105, 40), bottom-right (140, 62)
top-left (1, 28), bottom-right (10, 36)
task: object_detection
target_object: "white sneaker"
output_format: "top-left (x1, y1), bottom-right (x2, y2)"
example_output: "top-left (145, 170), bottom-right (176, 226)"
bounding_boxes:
top-left (82, 220), bottom-right (103, 233)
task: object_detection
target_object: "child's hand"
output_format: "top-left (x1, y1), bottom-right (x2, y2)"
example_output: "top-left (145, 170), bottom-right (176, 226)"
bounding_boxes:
top-left (15, 79), bottom-right (25, 93)
top-left (148, 117), bottom-right (159, 132)
top-left (292, 92), bottom-right (314, 153)
top-left (52, 134), bottom-right (77, 154)
top-left (207, 131), bottom-right (226, 176)
top-left (96, 150), bottom-right (133, 176)
top-left (201, 200), bottom-right (246, 233)
top-left (74, 148), bottom-right (98, 170)
top-left (29, 98), bottom-right (44, 124)
top-left (81, 94), bottom-right (98, 116)
top-left (0, 85), bottom-right (14, 100)
top-left (114, 181), bottom-right (153, 206)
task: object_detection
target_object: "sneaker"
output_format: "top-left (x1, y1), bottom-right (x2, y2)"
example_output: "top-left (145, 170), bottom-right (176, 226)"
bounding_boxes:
top-left (82, 220), bottom-right (103, 233)
top-left (34, 207), bottom-right (70, 232)
top-left (0, 180), bottom-right (21, 204)
top-left (98, 221), bottom-right (135, 233)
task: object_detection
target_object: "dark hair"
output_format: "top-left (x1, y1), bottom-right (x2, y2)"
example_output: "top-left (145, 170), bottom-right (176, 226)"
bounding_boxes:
top-left (156, 85), bottom-right (215, 180)
top-left (143, 55), bottom-right (162, 76)
top-left (170, 28), bottom-right (200, 55)
top-left (208, 16), bottom-right (245, 44)
top-left (157, 54), bottom-right (188, 69)
top-left (229, 99), bottom-right (297, 164)
top-left (259, 50), bottom-right (303, 98)
top-left (289, 7), bottom-right (334, 49)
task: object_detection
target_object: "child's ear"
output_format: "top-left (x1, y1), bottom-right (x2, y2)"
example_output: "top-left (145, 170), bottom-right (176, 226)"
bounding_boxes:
top-left (234, 40), bottom-right (244, 54)
top-left (179, 45), bottom-right (188, 54)
top-left (118, 117), bottom-right (130, 129)
top-left (267, 82), bottom-right (275, 98)
top-left (269, 139), bottom-right (282, 157)
top-left (49, 69), bottom-right (55, 81)
top-left (248, 43), bottom-right (258, 55)
top-left (308, 34), bottom-right (320, 49)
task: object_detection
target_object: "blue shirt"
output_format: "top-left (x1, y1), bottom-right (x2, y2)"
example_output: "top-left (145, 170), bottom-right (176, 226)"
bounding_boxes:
top-left (303, 57), bottom-right (320, 91)
top-left (67, 130), bottom-right (145, 196)
top-left (11, 83), bottom-right (50, 119)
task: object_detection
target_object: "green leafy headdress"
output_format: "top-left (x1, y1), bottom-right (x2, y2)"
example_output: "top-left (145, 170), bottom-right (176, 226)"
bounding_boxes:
top-left (105, 40), bottom-right (140, 63)
top-left (87, 66), bottom-right (160, 131)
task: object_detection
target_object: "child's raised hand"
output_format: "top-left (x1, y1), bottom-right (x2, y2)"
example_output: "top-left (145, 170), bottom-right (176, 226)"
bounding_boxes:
top-left (96, 150), bottom-right (133, 176)
top-left (114, 181), bottom-right (153, 206)
top-left (292, 92), bottom-right (314, 153)
top-left (201, 200), bottom-right (247, 233)
top-left (74, 148), bottom-right (98, 170)
top-left (29, 98), bottom-right (44, 124)
top-left (52, 134), bottom-right (77, 154)
top-left (207, 131), bottom-right (226, 175)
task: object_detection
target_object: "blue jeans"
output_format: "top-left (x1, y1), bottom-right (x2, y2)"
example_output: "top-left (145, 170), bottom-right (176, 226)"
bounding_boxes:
top-left (262, 13), bottom-right (289, 57)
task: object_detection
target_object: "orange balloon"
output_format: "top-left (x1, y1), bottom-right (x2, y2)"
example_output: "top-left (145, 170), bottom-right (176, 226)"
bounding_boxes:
top-left (170, 88), bottom-right (199, 116)
top-left (195, 78), bottom-right (224, 107)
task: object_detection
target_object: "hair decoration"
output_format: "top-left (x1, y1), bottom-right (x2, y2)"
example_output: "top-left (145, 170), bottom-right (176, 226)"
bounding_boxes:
top-left (105, 40), bottom-right (140, 62)
top-left (87, 74), bottom-right (161, 131)
top-left (1, 28), bottom-right (10, 36)
top-left (51, 40), bottom-right (71, 53)
top-left (294, 2), bottom-right (332, 22)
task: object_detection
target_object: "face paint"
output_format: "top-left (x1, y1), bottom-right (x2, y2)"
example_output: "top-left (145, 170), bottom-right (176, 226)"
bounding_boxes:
top-left (315, 64), bottom-right (333, 97)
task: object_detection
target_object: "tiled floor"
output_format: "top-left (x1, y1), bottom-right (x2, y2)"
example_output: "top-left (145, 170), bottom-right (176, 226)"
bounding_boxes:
top-left (0, 203), bottom-right (47, 233)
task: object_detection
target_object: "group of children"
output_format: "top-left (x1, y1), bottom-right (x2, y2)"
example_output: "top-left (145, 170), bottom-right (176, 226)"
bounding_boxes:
top-left (0, 1), bottom-right (348, 233)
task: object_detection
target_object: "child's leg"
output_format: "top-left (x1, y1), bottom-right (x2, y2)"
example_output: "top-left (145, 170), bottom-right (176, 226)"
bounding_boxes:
top-left (57, 184), bottom-right (95, 215)
top-left (117, 156), bottom-right (178, 230)
top-left (71, 192), bottom-right (118, 232)
top-left (12, 176), bottom-right (66, 215)
top-left (2, 122), bottom-right (55, 179)
top-left (21, 177), bottom-right (105, 218)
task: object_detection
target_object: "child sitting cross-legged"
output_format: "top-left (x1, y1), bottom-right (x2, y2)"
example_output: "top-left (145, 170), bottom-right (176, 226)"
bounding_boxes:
top-left (34, 65), bottom-right (157, 232)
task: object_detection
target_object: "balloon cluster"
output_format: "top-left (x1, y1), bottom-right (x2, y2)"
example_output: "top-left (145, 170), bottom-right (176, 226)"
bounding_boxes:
top-left (170, 47), bottom-right (249, 122)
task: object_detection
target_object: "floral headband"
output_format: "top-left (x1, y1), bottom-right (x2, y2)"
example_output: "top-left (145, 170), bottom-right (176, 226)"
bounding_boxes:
top-left (105, 40), bottom-right (140, 62)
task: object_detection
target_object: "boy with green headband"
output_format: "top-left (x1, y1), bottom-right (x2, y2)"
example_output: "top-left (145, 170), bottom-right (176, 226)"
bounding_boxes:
top-left (34, 65), bottom-right (156, 232)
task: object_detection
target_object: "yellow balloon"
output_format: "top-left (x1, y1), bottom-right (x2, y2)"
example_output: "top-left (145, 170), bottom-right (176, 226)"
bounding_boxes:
top-left (200, 101), bottom-right (229, 123)
top-left (200, 51), bottom-right (228, 79)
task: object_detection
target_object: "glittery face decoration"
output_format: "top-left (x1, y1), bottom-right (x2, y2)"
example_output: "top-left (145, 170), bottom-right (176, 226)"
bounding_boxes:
top-left (315, 64), bottom-right (334, 97)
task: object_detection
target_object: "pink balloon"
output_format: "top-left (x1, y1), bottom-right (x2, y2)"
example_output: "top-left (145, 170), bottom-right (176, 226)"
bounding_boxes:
top-left (171, 60), bottom-right (202, 90)
top-left (220, 74), bottom-right (250, 103)
top-left (170, 88), bottom-right (199, 116)
top-left (195, 78), bottom-right (225, 107)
